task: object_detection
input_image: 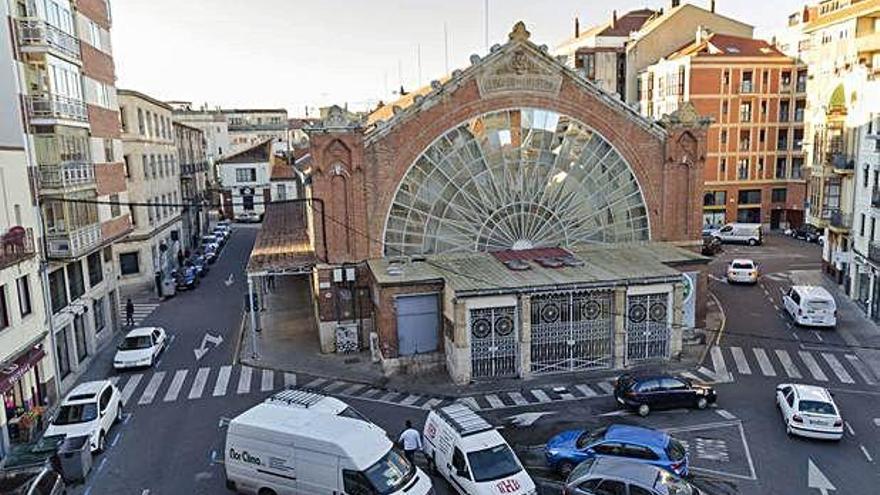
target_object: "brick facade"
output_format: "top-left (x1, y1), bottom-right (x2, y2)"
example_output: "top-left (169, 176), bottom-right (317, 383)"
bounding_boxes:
top-left (101, 215), bottom-right (132, 243)
top-left (95, 162), bottom-right (126, 195)
top-left (87, 105), bottom-right (121, 139)
top-left (81, 44), bottom-right (116, 86)
top-left (76, 0), bottom-right (111, 29)
top-left (371, 280), bottom-right (444, 359)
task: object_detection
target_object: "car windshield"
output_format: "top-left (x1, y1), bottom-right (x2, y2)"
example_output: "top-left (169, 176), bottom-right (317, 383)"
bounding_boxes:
top-left (665, 438), bottom-right (687, 461)
top-left (362, 448), bottom-right (414, 495)
top-left (567, 458), bottom-right (595, 481)
top-left (799, 400), bottom-right (836, 414)
top-left (732, 262), bottom-right (753, 270)
top-left (576, 427), bottom-right (608, 449)
top-left (119, 336), bottom-right (152, 350)
top-left (338, 406), bottom-right (370, 422)
top-left (466, 443), bottom-right (522, 482)
top-left (53, 403), bottom-right (98, 425)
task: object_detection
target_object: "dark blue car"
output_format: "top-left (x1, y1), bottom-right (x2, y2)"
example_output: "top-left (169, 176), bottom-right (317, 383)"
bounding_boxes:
top-left (545, 425), bottom-right (689, 478)
top-left (174, 266), bottom-right (200, 290)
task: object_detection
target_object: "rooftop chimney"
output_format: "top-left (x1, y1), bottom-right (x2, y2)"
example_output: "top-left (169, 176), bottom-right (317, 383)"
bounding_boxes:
top-left (575, 17), bottom-right (580, 37)
top-left (696, 25), bottom-right (711, 45)
top-left (710, 0), bottom-right (716, 13)
top-left (612, 10), bottom-right (618, 28)
top-left (671, 0), bottom-right (680, 8)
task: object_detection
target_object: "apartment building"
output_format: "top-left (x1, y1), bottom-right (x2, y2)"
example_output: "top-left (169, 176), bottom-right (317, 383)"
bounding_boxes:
top-left (640, 31), bottom-right (808, 230)
top-left (221, 109), bottom-right (288, 155)
top-left (117, 90), bottom-right (183, 294)
top-left (217, 139), bottom-right (273, 222)
top-left (5, 0), bottom-right (130, 395)
top-left (173, 122), bottom-right (209, 250)
top-left (795, 0), bottom-right (880, 288)
top-left (553, 9), bottom-right (656, 97)
top-left (168, 101), bottom-right (230, 166)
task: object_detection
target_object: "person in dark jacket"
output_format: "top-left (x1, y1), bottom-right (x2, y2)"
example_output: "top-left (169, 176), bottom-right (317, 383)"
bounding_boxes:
top-left (125, 298), bottom-right (135, 327)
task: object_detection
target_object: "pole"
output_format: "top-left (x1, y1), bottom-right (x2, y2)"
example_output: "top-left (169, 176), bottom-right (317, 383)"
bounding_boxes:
top-left (444, 22), bottom-right (449, 74)
top-left (248, 275), bottom-right (259, 359)
top-left (484, 0), bottom-right (489, 51)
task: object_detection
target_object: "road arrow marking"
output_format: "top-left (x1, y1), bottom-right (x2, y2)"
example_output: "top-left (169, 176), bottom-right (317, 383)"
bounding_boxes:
top-left (808, 458), bottom-right (835, 494)
top-left (225, 274), bottom-right (234, 287)
top-left (504, 411), bottom-right (555, 427)
top-left (194, 332), bottom-right (224, 361)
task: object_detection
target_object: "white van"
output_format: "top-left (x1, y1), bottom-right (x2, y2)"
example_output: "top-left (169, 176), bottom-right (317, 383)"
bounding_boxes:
top-left (423, 403), bottom-right (535, 495)
top-left (712, 223), bottom-right (763, 246)
top-left (224, 392), bottom-right (433, 495)
top-left (783, 285), bottom-right (837, 328)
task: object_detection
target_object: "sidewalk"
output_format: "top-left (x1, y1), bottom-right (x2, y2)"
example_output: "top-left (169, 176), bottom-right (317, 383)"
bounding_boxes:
top-left (789, 269), bottom-right (880, 381)
top-left (238, 276), bottom-right (720, 398)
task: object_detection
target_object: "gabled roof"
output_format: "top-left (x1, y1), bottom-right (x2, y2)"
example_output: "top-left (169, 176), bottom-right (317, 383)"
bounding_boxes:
top-left (555, 9), bottom-right (656, 52)
top-left (217, 139), bottom-right (273, 164)
top-left (668, 33), bottom-right (787, 60)
top-left (270, 159), bottom-right (297, 181)
top-left (637, 3), bottom-right (753, 40)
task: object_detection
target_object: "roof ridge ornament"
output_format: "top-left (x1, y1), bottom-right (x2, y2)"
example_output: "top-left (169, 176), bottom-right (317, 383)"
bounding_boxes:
top-left (509, 21), bottom-right (531, 42)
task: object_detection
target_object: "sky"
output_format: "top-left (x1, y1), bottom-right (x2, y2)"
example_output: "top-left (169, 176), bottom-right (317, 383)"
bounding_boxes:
top-left (112, 0), bottom-right (805, 117)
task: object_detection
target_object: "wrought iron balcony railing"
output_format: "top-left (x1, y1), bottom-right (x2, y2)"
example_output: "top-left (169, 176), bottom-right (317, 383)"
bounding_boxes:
top-left (39, 161), bottom-right (96, 191)
top-left (46, 222), bottom-right (101, 259)
top-left (15, 18), bottom-right (80, 62)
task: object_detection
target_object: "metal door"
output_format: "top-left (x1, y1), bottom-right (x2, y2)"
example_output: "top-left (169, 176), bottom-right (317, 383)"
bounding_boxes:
top-left (396, 294), bottom-right (440, 356)
top-left (470, 306), bottom-right (517, 379)
top-left (625, 292), bottom-right (670, 363)
top-left (530, 290), bottom-right (614, 374)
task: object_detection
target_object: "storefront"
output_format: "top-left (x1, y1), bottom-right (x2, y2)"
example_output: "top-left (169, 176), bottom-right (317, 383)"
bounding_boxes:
top-left (0, 344), bottom-right (49, 461)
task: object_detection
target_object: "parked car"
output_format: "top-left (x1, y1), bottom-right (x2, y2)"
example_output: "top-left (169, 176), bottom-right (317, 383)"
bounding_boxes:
top-left (562, 456), bottom-right (700, 495)
top-left (701, 235), bottom-right (722, 256)
top-left (0, 465), bottom-right (66, 495)
top-left (782, 285), bottom-right (837, 328)
top-left (776, 383), bottom-right (843, 440)
top-left (114, 326), bottom-right (167, 369)
top-left (791, 224), bottom-right (822, 243)
top-left (546, 425), bottom-right (689, 477)
top-left (235, 210), bottom-right (261, 223)
top-left (44, 380), bottom-right (122, 453)
top-left (174, 266), bottom-right (200, 290)
top-left (710, 223), bottom-right (763, 246)
top-left (188, 254), bottom-right (209, 277)
top-left (614, 374), bottom-right (717, 417)
top-left (727, 258), bottom-right (758, 284)
top-left (203, 244), bottom-right (218, 264)
top-left (202, 234), bottom-right (222, 250)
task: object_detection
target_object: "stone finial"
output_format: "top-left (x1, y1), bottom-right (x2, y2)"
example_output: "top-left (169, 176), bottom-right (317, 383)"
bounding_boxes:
top-left (509, 21), bottom-right (531, 42)
top-left (660, 101), bottom-right (712, 127)
top-left (431, 80), bottom-right (442, 90)
top-left (470, 54), bottom-right (481, 64)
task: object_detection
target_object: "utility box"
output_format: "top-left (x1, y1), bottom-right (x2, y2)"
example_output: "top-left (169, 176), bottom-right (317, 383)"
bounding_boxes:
top-left (55, 435), bottom-right (92, 483)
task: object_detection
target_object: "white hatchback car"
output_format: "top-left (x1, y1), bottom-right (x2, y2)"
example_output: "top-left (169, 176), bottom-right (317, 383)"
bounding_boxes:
top-left (44, 380), bottom-right (123, 453)
top-left (776, 383), bottom-right (843, 440)
top-left (727, 259), bottom-right (758, 284)
top-left (114, 327), bottom-right (167, 369)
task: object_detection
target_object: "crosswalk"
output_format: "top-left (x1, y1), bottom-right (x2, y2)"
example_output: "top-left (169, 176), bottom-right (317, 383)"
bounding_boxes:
top-left (715, 346), bottom-right (876, 386)
top-left (118, 299), bottom-right (160, 326)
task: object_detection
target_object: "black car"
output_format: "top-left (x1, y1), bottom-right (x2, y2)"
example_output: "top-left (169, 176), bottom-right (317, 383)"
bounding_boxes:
top-left (174, 266), bottom-right (200, 290)
top-left (614, 374), bottom-right (717, 417)
top-left (188, 254), bottom-right (209, 277)
top-left (701, 235), bottom-right (723, 256)
top-left (792, 224), bottom-right (821, 242)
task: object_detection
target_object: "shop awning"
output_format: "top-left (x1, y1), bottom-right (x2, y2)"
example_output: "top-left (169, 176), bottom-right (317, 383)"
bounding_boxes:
top-left (0, 346), bottom-right (45, 394)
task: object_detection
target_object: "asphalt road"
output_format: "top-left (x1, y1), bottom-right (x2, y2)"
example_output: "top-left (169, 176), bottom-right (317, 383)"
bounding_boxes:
top-left (67, 230), bottom-right (879, 495)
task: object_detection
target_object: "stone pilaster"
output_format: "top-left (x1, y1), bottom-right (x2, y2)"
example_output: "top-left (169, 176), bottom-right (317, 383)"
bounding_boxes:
top-left (519, 295), bottom-right (532, 380)
top-left (613, 288), bottom-right (627, 369)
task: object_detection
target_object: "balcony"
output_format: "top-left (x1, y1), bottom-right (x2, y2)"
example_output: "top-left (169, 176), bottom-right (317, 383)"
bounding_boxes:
top-left (869, 241), bottom-right (880, 264)
top-left (15, 18), bottom-right (81, 64)
top-left (856, 31), bottom-right (880, 55)
top-left (831, 153), bottom-right (855, 173)
top-left (39, 162), bottom-right (96, 192)
top-left (46, 222), bottom-right (101, 259)
top-left (26, 93), bottom-right (88, 124)
top-left (0, 227), bottom-right (36, 270)
top-left (740, 81), bottom-right (754, 93)
top-left (828, 210), bottom-right (852, 231)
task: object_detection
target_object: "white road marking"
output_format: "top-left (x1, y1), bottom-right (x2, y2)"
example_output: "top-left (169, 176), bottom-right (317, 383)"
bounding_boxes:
top-left (237, 366), bottom-right (252, 394)
top-left (485, 394), bottom-right (505, 408)
top-left (120, 374), bottom-right (143, 406)
top-left (798, 351), bottom-right (828, 381)
top-left (283, 373), bottom-right (297, 387)
top-left (323, 380), bottom-right (348, 392)
top-left (188, 367), bottom-right (210, 399)
top-left (792, 332), bottom-right (800, 341)
top-left (138, 372), bottom-right (166, 405)
top-left (844, 421), bottom-right (855, 436)
top-left (574, 385), bottom-right (597, 397)
top-left (845, 355), bottom-right (877, 385)
top-left (874, 418), bottom-right (880, 427)
top-left (681, 372), bottom-right (703, 382)
top-left (109, 376), bottom-right (121, 386)
top-left (597, 381), bottom-right (615, 394)
top-left (508, 391), bottom-right (530, 404)
top-left (420, 398), bottom-right (444, 410)
top-left (531, 389), bottom-right (552, 402)
top-left (213, 366), bottom-right (232, 396)
top-left (341, 384), bottom-right (365, 395)
top-left (303, 378), bottom-right (327, 389)
top-left (710, 346), bottom-right (732, 381)
top-left (163, 370), bottom-right (188, 402)
top-left (730, 346), bottom-right (752, 375)
top-left (860, 445), bottom-right (874, 463)
top-left (753, 348), bottom-right (776, 376)
top-left (559, 392), bottom-right (575, 400)
top-left (360, 388), bottom-right (382, 398)
top-left (399, 394), bottom-right (421, 406)
top-left (813, 331), bottom-right (824, 342)
top-left (378, 391), bottom-right (399, 402)
top-left (821, 353), bottom-right (854, 383)
top-left (775, 350), bottom-right (802, 379)
top-left (716, 409), bottom-right (736, 420)
top-left (459, 397), bottom-right (481, 410)
top-left (260, 370), bottom-right (274, 391)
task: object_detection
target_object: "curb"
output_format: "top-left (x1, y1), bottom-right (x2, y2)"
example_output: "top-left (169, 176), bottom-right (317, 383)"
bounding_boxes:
top-left (698, 289), bottom-right (726, 367)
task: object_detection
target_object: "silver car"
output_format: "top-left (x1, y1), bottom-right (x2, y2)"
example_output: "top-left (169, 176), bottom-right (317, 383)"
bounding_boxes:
top-left (563, 457), bottom-right (699, 495)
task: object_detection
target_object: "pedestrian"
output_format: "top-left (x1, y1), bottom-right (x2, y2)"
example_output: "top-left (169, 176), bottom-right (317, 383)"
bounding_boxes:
top-left (125, 298), bottom-right (135, 327)
top-left (398, 420), bottom-right (422, 465)
top-left (267, 274), bottom-right (276, 291)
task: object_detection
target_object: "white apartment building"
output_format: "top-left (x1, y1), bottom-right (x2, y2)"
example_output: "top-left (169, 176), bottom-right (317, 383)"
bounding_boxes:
top-left (221, 109), bottom-right (288, 155)
top-left (218, 140), bottom-right (272, 222)
top-left (168, 101), bottom-right (230, 166)
top-left (117, 90), bottom-right (183, 295)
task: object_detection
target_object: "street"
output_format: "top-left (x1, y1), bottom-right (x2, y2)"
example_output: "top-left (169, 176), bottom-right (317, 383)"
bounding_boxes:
top-left (67, 230), bottom-right (879, 495)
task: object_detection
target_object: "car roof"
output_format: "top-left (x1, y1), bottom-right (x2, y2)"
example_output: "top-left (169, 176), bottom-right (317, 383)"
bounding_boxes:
top-left (730, 258), bottom-right (755, 265)
top-left (125, 326), bottom-right (160, 338)
top-left (602, 425), bottom-right (669, 449)
top-left (582, 457), bottom-right (666, 486)
top-left (791, 286), bottom-right (834, 300)
top-left (790, 384), bottom-right (834, 402)
top-left (620, 372), bottom-right (677, 383)
top-left (65, 380), bottom-right (111, 402)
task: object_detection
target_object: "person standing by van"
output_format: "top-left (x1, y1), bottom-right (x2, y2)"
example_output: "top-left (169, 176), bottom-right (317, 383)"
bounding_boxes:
top-left (399, 420), bottom-right (422, 464)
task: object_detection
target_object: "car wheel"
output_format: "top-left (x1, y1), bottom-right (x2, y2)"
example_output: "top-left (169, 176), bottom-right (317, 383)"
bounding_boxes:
top-left (258, 489), bottom-right (277, 495)
top-left (638, 404), bottom-right (651, 417)
top-left (558, 461), bottom-right (575, 478)
top-left (96, 432), bottom-right (106, 453)
top-left (696, 397), bottom-right (708, 410)
top-left (748, 239), bottom-right (758, 246)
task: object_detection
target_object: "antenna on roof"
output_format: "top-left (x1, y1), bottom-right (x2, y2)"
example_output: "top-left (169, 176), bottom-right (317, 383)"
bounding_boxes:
top-left (444, 22), bottom-right (450, 74)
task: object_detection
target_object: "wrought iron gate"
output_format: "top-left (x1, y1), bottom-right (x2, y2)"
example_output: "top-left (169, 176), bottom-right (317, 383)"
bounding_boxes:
top-left (470, 306), bottom-right (518, 379)
top-left (530, 290), bottom-right (614, 374)
top-left (625, 292), bottom-right (671, 363)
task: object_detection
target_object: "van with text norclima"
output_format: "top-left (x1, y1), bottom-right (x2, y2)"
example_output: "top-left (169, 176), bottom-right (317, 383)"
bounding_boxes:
top-left (223, 396), bottom-right (434, 495)
top-left (423, 403), bottom-right (536, 495)
top-left (711, 223), bottom-right (763, 246)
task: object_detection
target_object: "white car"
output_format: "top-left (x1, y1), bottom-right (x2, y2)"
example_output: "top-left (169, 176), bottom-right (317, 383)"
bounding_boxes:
top-left (776, 383), bottom-right (843, 440)
top-left (727, 259), bottom-right (758, 284)
top-left (44, 380), bottom-right (123, 453)
top-left (114, 327), bottom-right (167, 369)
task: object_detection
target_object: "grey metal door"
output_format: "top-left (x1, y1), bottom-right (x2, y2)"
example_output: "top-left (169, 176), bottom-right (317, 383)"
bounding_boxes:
top-left (531, 290), bottom-right (614, 374)
top-left (396, 294), bottom-right (440, 356)
top-left (470, 306), bottom-right (518, 379)
top-left (625, 293), bottom-right (671, 363)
